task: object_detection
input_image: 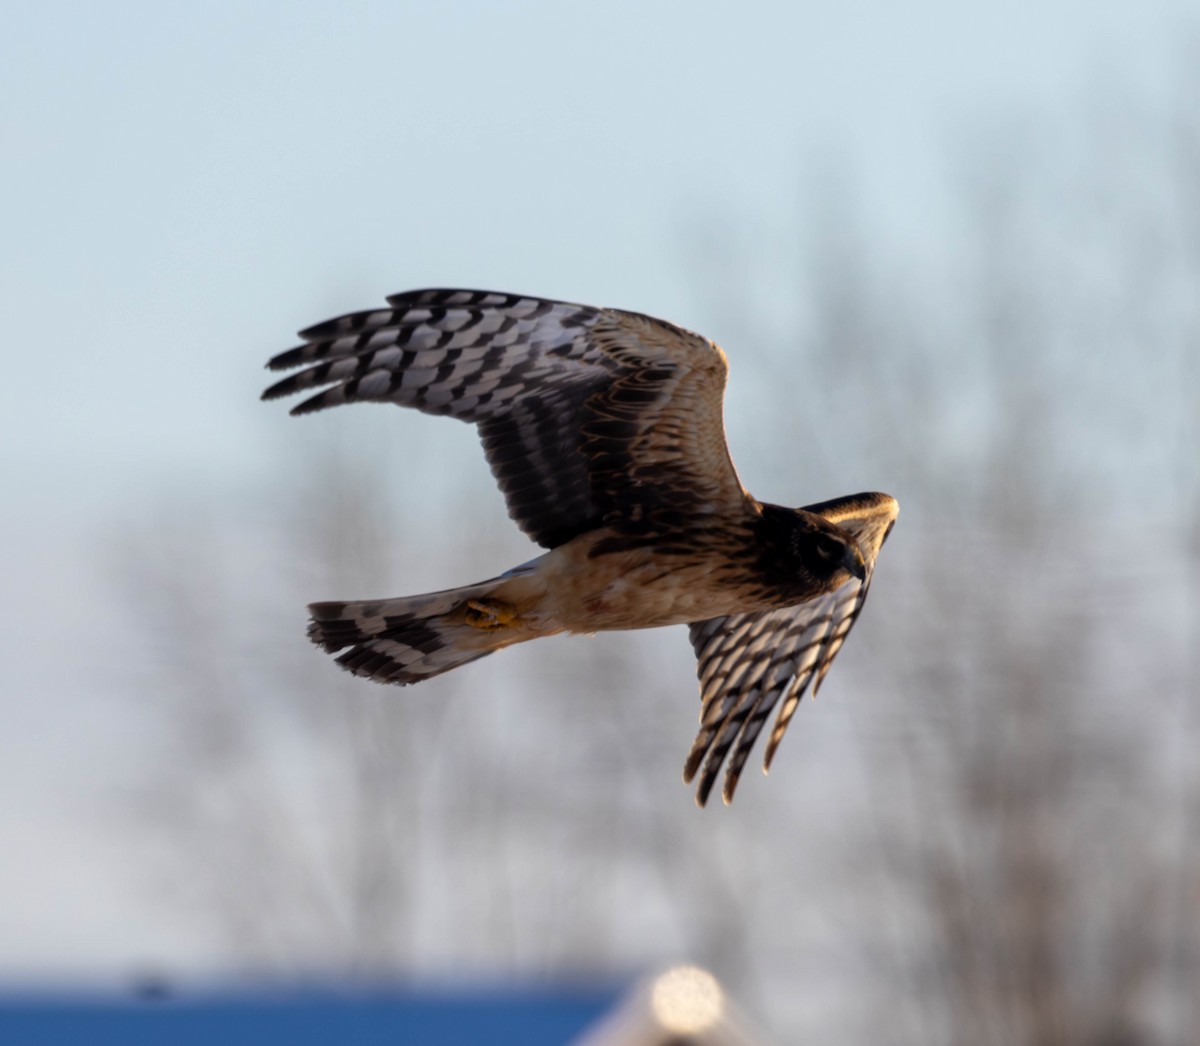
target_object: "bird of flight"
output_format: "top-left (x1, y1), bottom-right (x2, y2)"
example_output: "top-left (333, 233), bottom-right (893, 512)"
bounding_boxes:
top-left (263, 289), bottom-right (898, 805)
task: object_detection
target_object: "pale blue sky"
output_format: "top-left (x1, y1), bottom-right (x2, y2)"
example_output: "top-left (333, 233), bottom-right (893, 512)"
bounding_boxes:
top-left (3, 0), bottom-right (1192, 493)
top-left (1, 0), bottom-right (1195, 981)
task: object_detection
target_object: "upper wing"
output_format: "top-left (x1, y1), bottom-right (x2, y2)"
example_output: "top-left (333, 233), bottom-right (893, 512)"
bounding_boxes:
top-left (683, 492), bottom-right (898, 806)
top-left (263, 289), bottom-right (746, 548)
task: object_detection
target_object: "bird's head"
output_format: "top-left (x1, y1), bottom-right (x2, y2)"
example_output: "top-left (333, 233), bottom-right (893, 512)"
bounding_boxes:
top-left (804, 518), bottom-right (867, 584)
top-left (758, 504), bottom-right (867, 591)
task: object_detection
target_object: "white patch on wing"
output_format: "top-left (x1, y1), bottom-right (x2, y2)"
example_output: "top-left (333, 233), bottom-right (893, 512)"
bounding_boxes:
top-left (356, 370), bottom-right (392, 397)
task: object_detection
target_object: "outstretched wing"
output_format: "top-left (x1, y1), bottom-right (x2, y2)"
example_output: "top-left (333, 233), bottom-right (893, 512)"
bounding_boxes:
top-left (263, 289), bottom-right (746, 548)
top-left (683, 492), bottom-right (898, 806)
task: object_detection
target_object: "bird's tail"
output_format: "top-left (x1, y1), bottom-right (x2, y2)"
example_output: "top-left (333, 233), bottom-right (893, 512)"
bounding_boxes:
top-left (307, 574), bottom-right (534, 685)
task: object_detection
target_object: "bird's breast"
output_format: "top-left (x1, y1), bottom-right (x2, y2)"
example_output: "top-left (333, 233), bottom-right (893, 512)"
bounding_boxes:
top-left (540, 528), bottom-right (781, 633)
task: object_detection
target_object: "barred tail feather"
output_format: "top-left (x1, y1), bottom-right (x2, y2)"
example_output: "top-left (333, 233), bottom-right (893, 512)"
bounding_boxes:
top-left (307, 577), bottom-right (521, 685)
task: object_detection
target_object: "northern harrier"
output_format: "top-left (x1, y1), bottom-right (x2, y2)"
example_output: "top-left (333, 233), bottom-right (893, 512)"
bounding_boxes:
top-left (263, 289), bottom-right (898, 805)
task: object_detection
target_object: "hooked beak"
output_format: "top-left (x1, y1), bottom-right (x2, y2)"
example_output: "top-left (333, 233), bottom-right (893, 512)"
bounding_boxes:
top-left (844, 544), bottom-right (867, 582)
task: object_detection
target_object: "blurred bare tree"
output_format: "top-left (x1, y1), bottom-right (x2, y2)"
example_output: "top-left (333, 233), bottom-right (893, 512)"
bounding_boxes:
top-left (686, 64), bottom-right (1200, 1045)
top-left (117, 57), bottom-right (1199, 1046)
top-left (119, 417), bottom-right (764, 992)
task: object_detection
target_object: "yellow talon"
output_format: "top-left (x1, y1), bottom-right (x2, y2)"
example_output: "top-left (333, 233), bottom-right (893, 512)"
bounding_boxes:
top-left (464, 598), bottom-right (517, 631)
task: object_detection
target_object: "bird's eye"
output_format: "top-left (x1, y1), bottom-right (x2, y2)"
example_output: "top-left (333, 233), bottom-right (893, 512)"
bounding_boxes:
top-left (816, 537), bottom-right (843, 561)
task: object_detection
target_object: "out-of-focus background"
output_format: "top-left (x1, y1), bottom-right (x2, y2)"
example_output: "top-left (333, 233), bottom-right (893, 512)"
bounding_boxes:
top-left (3, 2), bottom-right (1198, 1042)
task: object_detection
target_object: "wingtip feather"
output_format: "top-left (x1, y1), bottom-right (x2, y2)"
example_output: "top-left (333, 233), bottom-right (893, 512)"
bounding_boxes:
top-left (261, 375), bottom-right (296, 401)
top-left (289, 389), bottom-right (341, 416)
top-left (266, 345), bottom-right (309, 371)
top-left (721, 775), bottom-right (739, 805)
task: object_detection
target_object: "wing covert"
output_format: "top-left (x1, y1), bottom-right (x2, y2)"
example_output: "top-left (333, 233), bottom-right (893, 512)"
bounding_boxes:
top-left (263, 289), bottom-right (746, 548)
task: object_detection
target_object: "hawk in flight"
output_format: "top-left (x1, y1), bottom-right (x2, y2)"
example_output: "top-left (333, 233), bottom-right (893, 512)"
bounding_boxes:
top-left (263, 289), bottom-right (898, 805)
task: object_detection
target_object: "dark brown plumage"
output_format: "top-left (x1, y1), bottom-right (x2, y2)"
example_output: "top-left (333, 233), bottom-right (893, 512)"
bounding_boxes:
top-left (264, 289), bottom-right (898, 805)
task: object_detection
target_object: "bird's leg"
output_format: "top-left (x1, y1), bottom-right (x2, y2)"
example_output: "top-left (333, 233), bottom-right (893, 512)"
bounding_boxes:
top-left (463, 598), bottom-right (518, 631)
